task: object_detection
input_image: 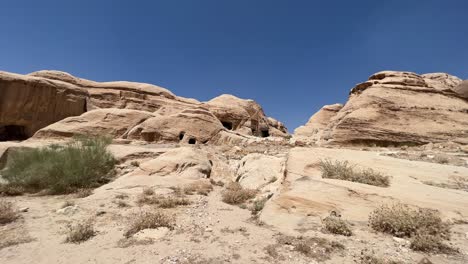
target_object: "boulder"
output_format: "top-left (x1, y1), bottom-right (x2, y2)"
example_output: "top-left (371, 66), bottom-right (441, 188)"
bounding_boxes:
top-left (236, 153), bottom-right (285, 190)
top-left (452, 80), bottom-right (468, 99)
top-left (295, 71), bottom-right (468, 146)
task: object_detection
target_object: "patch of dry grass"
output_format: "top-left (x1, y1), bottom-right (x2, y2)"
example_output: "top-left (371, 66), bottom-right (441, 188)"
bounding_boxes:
top-left (369, 204), bottom-right (455, 253)
top-left (357, 250), bottom-right (404, 264)
top-left (250, 197), bottom-right (268, 215)
top-left (183, 181), bottom-right (213, 196)
top-left (136, 188), bottom-right (190, 208)
top-left (319, 159), bottom-right (390, 187)
top-left (0, 185), bottom-right (25, 196)
top-left (423, 176), bottom-right (468, 192)
top-left (322, 216), bottom-right (352, 236)
top-left (0, 200), bottom-right (18, 225)
top-left (221, 182), bottom-right (257, 205)
top-left (65, 220), bottom-right (96, 243)
top-left (124, 210), bottom-right (174, 238)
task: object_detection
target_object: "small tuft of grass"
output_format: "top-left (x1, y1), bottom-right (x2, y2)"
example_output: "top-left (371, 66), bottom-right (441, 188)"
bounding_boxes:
top-left (142, 187), bottom-right (155, 196)
top-left (158, 196), bottom-right (190, 208)
top-left (1, 137), bottom-right (116, 195)
top-left (369, 204), bottom-right (454, 253)
top-left (115, 200), bottom-right (130, 208)
top-left (0, 200), bottom-right (18, 225)
top-left (434, 155), bottom-right (449, 164)
top-left (221, 182), bottom-right (257, 205)
top-left (75, 188), bottom-right (93, 198)
top-left (65, 220), bottom-right (96, 243)
top-left (124, 210), bottom-right (174, 238)
top-left (250, 197), bottom-right (268, 215)
top-left (130, 161), bottom-right (140, 167)
top-left (322, 216), bottom-right (352, 236)
top-left (0, 185), bottom-right (25, 196)
top-left (265, 244), bottom-right (280, 259)
top-left (183, 181), bottom-right (213, 196)
top-left (319, 159), bottom-right (390, 187)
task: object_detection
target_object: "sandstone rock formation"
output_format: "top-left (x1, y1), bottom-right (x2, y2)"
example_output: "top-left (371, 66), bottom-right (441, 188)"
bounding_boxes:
top-left (0, 71), bottom-right (87, 140)
top-left (295, 71), bottom-right (468, 146)
top-left (0, 70), bottom-right (288, 143)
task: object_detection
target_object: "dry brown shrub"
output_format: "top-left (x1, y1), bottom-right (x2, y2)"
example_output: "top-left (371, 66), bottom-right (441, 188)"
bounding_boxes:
top-left (221, 182), bottom-right (256, 205)
top-left (322, 216), bottom-right (352, 236)
top-left (319, 159), bottom-right (390, 187)
top-left (0, 200), bottom-right (18, 225)
top-left (124, 210), bottom-right (174, 238)
top-left (65, 220), bottom-right (96, 243)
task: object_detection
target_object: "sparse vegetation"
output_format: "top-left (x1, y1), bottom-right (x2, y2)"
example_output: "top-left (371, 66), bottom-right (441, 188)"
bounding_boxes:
top-left (322, 216), bottom-right (352, 236)
top-left (369, 203), bottom-right (454, 253)
top-left (65, 220), bottom-right (96, 243)
top-left (75, 188), bottom-right (93, 198)
top-left (183, 181), bottom-right (213, 196)
top-left (115, 199), bottom-right (130, 208)
top-left (250, 197), bottom-right (268, 215)
top-left (1, 137), bottom-right (116, 194)
top-left (0, 200), bottom-right (18, 225)
top-left (265, 244), bottom-right (280, 258)
top-left (221, 182), bottom-right (257, 205)
top-left (319, 159), bottom-right (390, 187)
top-left (276, 235), bottom-right (344, 261)
top-left (434, 155), bottom-right (449, 164)
top-left (357, 250), bottom-right (403, 264)
top-left (136, 188), bottom-right (190, 208)
top-left (142, 187), bottom-right (155, 196)
top-left (423, 176), bottom-right (468, 192)
top-left (124, 211), bottom-right (174, 238)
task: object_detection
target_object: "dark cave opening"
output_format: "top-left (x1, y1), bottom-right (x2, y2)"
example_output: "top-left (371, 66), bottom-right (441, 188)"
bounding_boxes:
top-left (221, 121), bottom-right (233, 130)
top-left (260, 129), bottom-right (270, 138)
top-left (0, 125), bottom-right (28, 141)
top-left (188, 138), bottom-right (196, 144)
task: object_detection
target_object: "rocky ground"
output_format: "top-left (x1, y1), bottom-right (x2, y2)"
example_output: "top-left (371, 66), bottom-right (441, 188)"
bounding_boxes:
top-left (1, 140), bottom-right (468, 264)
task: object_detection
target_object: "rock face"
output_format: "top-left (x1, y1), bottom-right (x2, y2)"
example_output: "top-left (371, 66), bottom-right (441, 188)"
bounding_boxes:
top-left (295, 71), bottom-right (468, 146)
top-left (0, 71), bottom-right (87, 140)
top-left (0, 70), bottom-right (288, 143)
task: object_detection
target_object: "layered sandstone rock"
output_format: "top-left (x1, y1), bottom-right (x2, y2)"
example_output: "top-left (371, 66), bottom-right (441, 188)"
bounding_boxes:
top-left (0, 70), bottom-right (288, 143)
top-left (295, 71), bottom-right (468, 146)
top-left (294, 104), bottom-right (343, 144)
top-left (0, 71), bottom-right (87, 140)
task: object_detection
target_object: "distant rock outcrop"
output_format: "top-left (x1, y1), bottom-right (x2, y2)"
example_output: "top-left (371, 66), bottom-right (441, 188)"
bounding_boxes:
top-left (295, 71), bottom-right (468, 146)
top-left (0, 70), bottom-right (289, 144)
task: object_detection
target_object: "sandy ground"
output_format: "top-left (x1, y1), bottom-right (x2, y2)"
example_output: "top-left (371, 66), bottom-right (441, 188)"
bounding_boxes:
top-left (1, 142), bottom-right (468, 264)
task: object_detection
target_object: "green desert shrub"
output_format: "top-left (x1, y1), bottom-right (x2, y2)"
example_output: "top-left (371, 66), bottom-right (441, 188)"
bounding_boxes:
top-left (1, 136), bottom-right (116, 194)
top-left (369, 203), bottom-right (454, 253)
top-left (319, 159), bottom-right (390, 187)
top-left (124, 211), bottom-right (175, 238)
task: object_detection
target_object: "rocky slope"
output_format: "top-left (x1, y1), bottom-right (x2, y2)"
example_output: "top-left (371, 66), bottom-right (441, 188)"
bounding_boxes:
top-left (295, 71), bottom-right (468, 146)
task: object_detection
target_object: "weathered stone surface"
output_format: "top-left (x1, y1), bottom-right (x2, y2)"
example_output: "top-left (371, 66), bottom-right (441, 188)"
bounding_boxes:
top-left (33, 108), bottom-right (153, 139)
top-left (137, 147), bottom-right (212, 179)
top-left (127, 106), bottom-right (223, 144)
top-left (294, 104), bottom-right (343, 144)
top-left (295, 71), bottom-right (468, 146)
top-left (205, 94), bottom-right (288, 138)
top-left (1, 70), bottom-right (288, 143)
top-left (0, 71), bottom-right (87, 140)
top-left (236, 153), bottom-right (285, 190)
top-left (452, 80), bottom-right (468, 99)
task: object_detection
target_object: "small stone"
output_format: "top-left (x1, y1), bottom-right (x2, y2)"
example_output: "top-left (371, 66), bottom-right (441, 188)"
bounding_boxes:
top-left (96, 210), bottom-right (106, 216)
top-left (19, 207), bottom-right (29, 212)
top-left (205, 228), bottom-right (213, 232)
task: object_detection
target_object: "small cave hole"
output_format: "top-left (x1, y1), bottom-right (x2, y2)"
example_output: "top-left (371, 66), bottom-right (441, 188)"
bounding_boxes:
top-left (0, 125), bottom-right (28, 141)
top-left (260, 129), bottom-right (270, 138)
top-left (179, 132), bottom-right (185, 141)
top-left (221, 121), bottom-right (233, 130)
top-left (188, 138), bottom-right (196, 144)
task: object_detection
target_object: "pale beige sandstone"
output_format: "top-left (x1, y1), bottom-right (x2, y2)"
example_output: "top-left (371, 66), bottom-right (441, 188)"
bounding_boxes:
top-left (260, 147), bottom-right (468, 232)
top-left (294, 103), bottom-right (343, 144)
top-left (0, 71), bottom-right (87, 139)
top-left (236, 153), bottom-right (285, 190)
top-left (33, 108), bottom-right (153, 139)
top-left (127, 106), bottom-right (224, 144)
top-left (205, 94), bottom-right (288, 138)
top-left (1, 70), bottom-right (288, 143)
top-left (295, 71), bottom-right (468, 146)
top-left (452, 80), bottom-right (468, 99)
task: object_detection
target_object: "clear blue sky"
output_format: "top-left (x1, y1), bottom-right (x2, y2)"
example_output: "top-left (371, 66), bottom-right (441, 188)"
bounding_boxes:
top-left (1, 1), bottom-right (467, 131)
